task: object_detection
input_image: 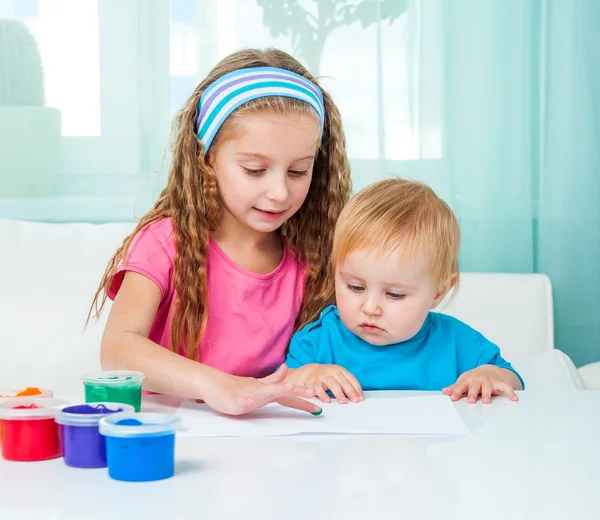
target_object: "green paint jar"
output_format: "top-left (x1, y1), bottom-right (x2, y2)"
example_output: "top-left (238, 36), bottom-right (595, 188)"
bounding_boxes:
top-left (81, 371), bottom-right (145, 412)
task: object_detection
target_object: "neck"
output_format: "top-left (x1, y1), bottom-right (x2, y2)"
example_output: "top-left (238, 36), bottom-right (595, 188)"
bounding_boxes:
top-left (211, 208), bottom-right (279, 251)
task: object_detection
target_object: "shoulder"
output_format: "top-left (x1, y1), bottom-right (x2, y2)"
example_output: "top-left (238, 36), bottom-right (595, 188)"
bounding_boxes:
top-left (281, 239), bottom-right (307, 275)
top-left (129, 217), bottom-right (176, 260)
top-left (137, 217), bottom-right (175, 244)
top-left (430, 312), bottom-right (498, 360)
top-left (287, 306), bottom-right (342, 365)
top-left (429, 312), bottom-right (481, 337)
top-left (109, 218), bottom-right (176, 300)
top-left (295, 305), bottom-right (342, 339)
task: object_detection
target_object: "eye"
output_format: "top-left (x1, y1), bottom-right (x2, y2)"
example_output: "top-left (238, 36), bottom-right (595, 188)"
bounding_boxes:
top-left (243, 167), bottom-right (265, 176)
top-left (387, 292), bottom-right (406, 300)
top-left (347, 284), bottom-right (365, 293)
top-left (288, 169), bottom-right (308, 177)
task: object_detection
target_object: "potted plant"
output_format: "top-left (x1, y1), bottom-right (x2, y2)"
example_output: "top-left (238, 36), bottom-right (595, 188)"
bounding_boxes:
top-left (0, 18), bottom-right (61, 197)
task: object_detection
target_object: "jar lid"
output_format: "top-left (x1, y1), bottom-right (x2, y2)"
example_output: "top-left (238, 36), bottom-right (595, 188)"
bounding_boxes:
top-left (55, 402), bottom-right (135, 427)
top-left (81, 370), bottom-right (144, 387)
top-left (0, 387), bottom-right (53, 399)
top-left (0, 398), bottom-right (67, 420)
top-left (99, 412), bottom-right (180, 438)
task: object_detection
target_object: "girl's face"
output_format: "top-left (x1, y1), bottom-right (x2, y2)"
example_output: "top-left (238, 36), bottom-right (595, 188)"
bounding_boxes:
top-left (211, 112), bottom-right (320, 235)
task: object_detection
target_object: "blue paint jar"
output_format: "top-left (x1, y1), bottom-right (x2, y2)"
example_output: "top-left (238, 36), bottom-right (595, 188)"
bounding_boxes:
top-left (98, 412), bottom-right (181, 482)
top-left (55, 403), bottom-right (135, 468)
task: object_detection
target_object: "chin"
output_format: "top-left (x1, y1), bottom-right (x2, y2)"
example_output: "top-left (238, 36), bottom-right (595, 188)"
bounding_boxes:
top-left (248, 221), bottom-right (284, 234)
top-left (353, 330), bottom-right (389, 346)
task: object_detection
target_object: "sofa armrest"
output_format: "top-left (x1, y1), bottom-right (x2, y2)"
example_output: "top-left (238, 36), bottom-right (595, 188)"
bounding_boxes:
top-left (513, 349), bottom-right (586, 391)
top-left (578, 362), bottom-right (600, 390)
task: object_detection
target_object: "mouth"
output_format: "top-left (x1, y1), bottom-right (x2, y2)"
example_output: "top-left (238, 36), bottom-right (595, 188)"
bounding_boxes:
top-left (254, 208), bottom-right (287, 219)
top-left (359, 322), bottom-right (386, 334)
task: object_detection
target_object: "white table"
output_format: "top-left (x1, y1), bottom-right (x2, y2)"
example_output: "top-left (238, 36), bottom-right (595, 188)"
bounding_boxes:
top-left (0, 390), bottom-right (598, 520)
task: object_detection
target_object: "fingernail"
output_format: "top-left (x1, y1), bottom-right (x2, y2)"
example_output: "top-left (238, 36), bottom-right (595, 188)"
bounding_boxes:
top-left (311, 408), bottom-right (323, 416)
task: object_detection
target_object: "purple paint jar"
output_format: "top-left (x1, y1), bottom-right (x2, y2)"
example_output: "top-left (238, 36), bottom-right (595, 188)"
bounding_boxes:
top-left (55, 402), bottom-right (135, 468)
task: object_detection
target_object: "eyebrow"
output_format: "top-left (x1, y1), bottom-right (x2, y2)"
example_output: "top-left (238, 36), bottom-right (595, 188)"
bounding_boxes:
top-left (237, 152), bottom-right (315, 161)
top-left (339, 271), bottom-right (417, 290)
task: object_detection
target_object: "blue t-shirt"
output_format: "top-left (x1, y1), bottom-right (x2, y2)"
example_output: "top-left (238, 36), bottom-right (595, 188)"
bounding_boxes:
top-left (285, 305), bottom-right (524, 391)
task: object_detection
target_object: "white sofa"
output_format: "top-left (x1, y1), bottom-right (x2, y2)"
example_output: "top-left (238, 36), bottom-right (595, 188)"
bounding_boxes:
top-left (0, 219), bottom-right (588, 397)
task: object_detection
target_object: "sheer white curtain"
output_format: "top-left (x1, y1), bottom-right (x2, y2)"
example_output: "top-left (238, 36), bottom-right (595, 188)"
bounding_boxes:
top-left (1, 0), bottom-right (598, 364)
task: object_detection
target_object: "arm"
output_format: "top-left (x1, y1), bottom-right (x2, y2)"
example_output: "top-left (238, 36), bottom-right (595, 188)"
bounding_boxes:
top-left (489, 366), bottom-right (523, 390)
top-left (284, 333), bottom-right (363, 404)
top-left (442, 334), bottom-right (523, 404)
top-left (101, 271), bottom-right (319, 415)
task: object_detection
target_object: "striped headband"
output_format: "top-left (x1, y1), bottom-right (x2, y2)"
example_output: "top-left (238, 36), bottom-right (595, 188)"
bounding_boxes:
top-left (195, 66), bottom-right (325, 151)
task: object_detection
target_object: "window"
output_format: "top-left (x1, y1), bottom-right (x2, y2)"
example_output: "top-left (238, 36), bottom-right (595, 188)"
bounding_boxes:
top-left (0, 0), bottom-right (441, 221)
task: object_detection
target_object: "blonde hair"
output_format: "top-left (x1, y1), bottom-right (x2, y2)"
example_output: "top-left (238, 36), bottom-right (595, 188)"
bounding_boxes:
top-left (88, 48), bottom-right (352, 360)
top-left (333, 178), bottom-right (460, 286)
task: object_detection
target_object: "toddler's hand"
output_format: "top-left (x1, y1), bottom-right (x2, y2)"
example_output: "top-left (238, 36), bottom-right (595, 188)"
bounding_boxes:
top-left (442, 365), bottom-right (519, 404)
top-left (298, 364), bottom-right (364, 404)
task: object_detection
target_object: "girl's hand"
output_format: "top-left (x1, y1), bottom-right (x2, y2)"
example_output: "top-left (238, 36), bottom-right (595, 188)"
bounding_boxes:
top-left (201, 364), bottom-right (322, 416)
top-left (291, 364), bottom-right (364, 404)
top-left (442, 365), bottom-right (520, 404)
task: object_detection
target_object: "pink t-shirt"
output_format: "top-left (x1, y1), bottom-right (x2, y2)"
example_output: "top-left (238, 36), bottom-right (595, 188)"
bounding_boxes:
top-left (108, 218), bottom-right (306, 377)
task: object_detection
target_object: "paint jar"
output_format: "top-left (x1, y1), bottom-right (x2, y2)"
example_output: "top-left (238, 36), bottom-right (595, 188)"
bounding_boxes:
top-left (55, 402), bottom-right (135, 468)
top-left (81, 371), bottom-right (144, 411)
top-left (0, 387), bottom-right (54, 399)
top-left (0, 398), bottom-right (67, 461)
top-left (0, 388), bottom-right (53, 443)
top-left (99, 412), bottom-right (181, 482)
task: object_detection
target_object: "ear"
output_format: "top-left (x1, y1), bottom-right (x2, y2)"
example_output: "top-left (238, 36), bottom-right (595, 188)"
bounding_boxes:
top-left (432, 274), bottom-right (458, 309)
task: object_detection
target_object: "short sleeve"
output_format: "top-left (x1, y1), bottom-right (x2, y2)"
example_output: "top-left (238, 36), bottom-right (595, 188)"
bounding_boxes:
top-left (107, 218), bottom-right (175, 301)
top-left (285, 330), bottom-right (332, 369)
top-left (477, 337), bottom-right (526, 389)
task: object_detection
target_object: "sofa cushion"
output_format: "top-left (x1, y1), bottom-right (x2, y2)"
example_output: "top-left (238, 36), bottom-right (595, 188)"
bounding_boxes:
top-left (0, 219), bottom-right (573, 395)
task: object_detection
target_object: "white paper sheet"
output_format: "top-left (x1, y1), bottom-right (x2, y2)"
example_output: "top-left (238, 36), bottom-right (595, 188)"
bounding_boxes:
top-left (176, 395), bottom-right (470, 437)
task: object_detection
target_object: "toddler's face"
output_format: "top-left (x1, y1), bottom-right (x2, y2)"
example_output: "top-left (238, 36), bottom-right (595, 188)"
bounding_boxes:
top-left (335, 247), bottom-right (447, 345)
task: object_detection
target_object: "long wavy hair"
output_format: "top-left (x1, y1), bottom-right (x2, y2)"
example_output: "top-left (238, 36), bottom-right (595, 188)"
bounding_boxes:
top-left (88, 48), bottom-right (352, 360)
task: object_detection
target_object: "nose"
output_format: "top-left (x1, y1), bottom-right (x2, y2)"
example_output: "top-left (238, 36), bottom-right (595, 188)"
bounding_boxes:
top-left (265, 173), bottom-right (289, 203)
top-left (361, 292), bottom-right (382, 316)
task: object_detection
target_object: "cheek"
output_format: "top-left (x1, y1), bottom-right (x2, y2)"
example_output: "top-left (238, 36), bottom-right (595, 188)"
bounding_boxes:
top-left (389, 298), bottom-right (431, 329)
top-left (335, 286), bottom-right (355, 314)
top-left (218, 172), bottom-right (257, 204)
top-left (334, 285), bottom-right (346, 308)
top-left (291, 176), bottom-right (312, 204)
top-left (335, 299), bottom-right (354, 328)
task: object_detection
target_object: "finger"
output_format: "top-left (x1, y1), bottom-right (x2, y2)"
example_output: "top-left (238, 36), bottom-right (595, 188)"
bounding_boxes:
top-left (495, 382), bottom-right (519, 401)
top-left (325, 376), bottom-right (348, 403)
top-left (481, 380), bottom-right (493, 404)
top-left (467, 381), bottom-right (481, 403)
top-left (441, 385), bottom-right (454, 395)
top-left (276, 396), bottom-right (322, 415)
top-left (315, 382), bottom-right (332, 403)
top-left (336, 374), bottom-right (361, 403)
top-left (239, 382), bottom-right (316, 414)
top-left (250, 381), bottom-right (314, 408)
top-left (259, 365), bottom-right (288, 384)
top-left (344, 371), bottom-right (365, 401)
top-left (450, 381), bottom-right (467, 401)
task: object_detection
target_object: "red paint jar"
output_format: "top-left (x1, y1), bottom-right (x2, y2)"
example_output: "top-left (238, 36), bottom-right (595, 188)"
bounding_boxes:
top-left (0, 388), bottom-right (54, 444)
top-left (0, 398), bottom-right (67, 461)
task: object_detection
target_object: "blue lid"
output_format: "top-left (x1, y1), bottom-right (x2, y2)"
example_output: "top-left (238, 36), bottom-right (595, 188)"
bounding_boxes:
top-left (99, 412), bottom-right (180, 438)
